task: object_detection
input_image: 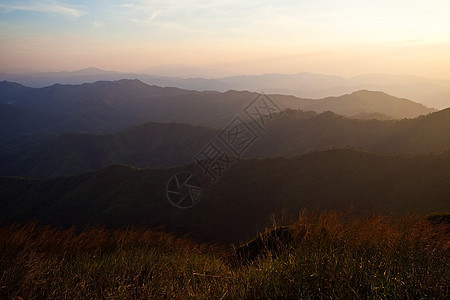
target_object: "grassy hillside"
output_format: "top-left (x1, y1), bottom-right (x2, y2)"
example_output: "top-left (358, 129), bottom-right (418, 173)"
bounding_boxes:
top-left (1, 150), bottom-right (449, 244)
top-left (1, 212), bottom-right (448, 299)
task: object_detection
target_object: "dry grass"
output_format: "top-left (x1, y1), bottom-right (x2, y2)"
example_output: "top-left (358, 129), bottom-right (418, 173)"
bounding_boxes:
top-left (1, 211), bottom-right (449, 299)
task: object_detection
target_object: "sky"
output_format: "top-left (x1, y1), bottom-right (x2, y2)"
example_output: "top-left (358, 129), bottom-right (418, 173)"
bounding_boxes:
top-left (0, 0), bottom-right (449, 78)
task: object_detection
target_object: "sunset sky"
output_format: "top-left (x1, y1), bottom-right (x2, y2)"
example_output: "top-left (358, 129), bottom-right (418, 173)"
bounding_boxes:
top-left (1, 0), bottom-right (449, 78)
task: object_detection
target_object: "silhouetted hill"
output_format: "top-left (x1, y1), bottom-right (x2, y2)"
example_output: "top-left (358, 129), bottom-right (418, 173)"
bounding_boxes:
top-left (350, 112), bottom-right (395, 120)
top-left (0, 102), bottom-right (60, 142)
top-left (0, 81), bottom-right (34, 104)
top-left (272, 90), bottom-right (435, 118)
top-left (2, 108), bottom-right (449, 177)
top-left (2, 80), bottom-right (218, 147)
top-left (2, 80), bottom-right (435, 150)
top-left (220, 73), bottom-right (450, 109)
top-left (10, 79), bottom-right (188, 114)
top-left (11, 80), bottom-right (433, 120)
top-left (2, 69), bottom-right (449, 108)
top-left (246, 108), bottom-right (450, 157)
top-left (386, 108), bottom-right (450, 153)
top-left (0, 143), bottom-right (11, 157)
top-left (1, 150), bottom-right (449, 244)
top-left (1, 80), bottom-right (249, 148)
top-left (0, 123), bottom-right (218, 177)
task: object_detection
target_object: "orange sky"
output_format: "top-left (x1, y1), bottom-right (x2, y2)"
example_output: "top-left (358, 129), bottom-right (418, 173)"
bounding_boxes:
top-left (1, 0), bottom-right (449, 79)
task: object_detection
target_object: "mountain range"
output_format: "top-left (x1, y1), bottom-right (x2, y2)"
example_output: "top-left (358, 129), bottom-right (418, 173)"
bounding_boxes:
top-left (1, 68), bottom-right (449, 109)
top-left (1, 149), bottom-right (449, 244)
top-left (0, 74), bottom-right (449, 245)
top-left (0, 79), bottom-right (435, 151)
top-left (1, 107), bottom-right (449, 178)
top-left (0, 122), bottom-right (218, 177)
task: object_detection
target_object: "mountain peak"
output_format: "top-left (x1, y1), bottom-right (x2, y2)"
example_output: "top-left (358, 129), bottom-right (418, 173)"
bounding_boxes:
top-left (0, 80), bottom-right (34, 104)
top-left (86, 78), bottom-right (147, 87)
top-left (0, 80), bottom-right (28, 88)
top-left (72, 67), bottom-right (111, 75)
top-left (350, 90), bottom-right (388, 96)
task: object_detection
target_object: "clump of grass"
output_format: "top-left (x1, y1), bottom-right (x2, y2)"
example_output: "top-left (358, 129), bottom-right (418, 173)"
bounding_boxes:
top-left (240, 211), bottom-right (449, 298)
top-left (0, 223), bottom-right (232, 299)
top-left (1, 211), bottom-right (448, 299)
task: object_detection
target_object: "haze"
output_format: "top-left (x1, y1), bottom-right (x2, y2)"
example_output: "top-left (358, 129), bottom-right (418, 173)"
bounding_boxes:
top-left (1, 0), bottom-right (450, 79)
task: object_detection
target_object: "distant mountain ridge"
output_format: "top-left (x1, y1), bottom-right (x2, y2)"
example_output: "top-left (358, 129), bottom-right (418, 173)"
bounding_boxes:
top-left (272, 90), bottom-right (434, 118)
top-left (246, 108), bottom-right (450, 157)
top-left (0, 79), bottom-right (435, 150)
top-left (1, 68), bottom-right (449, 108)
top-left (2, 80), bottom-right (435, 120)
top-left (0, 81), bottom-right (35, 104)
top-left (1, 108), bottom-right (449, 178)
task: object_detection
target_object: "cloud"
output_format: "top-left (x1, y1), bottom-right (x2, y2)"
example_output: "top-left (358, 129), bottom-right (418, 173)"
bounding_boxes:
top-left (131, 11), bottom-right (159, 25)
top-left (92, 21), bottom-right (105, 29)
top-left (118, 0), bottom-right (260, 33)
top-left (119, 2), bottom-right (160, 25)
top-left (0, 1), bottom-right (86, 18)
